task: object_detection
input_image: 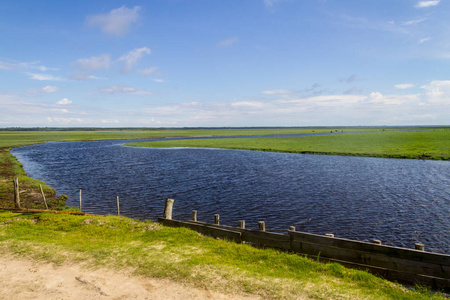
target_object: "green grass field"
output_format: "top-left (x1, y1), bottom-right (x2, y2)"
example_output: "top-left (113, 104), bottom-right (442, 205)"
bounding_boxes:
top-left (127, 129), bottom-right (450, 160)
top-left (0, 127), bottom-right (412, 148)
top-left (0, 211), bottom-right (444, 299)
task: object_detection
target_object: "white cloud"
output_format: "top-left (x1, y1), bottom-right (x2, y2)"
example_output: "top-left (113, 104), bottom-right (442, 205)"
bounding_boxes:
top-left (137, 67), bottom-right (158, 76)
top-left (101, 119), bottom-right (120, 124)
top-left (118, 47), bottom-right (151, 73)
top-left (277, 94), bottom-right (365, 105)
top-left (217, 37), bottom-right (239, 48)
top-left (3, 78), bottom-right (449, 127)
top-left (47, 117), bottom-right (83, 123)
top-left (27, 73), bottom-right (63, 81)
top-left (415, 0), bottom-right (440, 8)
top-left (262, 89), bottom-right (292, 95)
top-left (419, 37), bottom-right (431, 44)
top-left (0, 59), bottom-right (57, 72)
top-left (402, 18), bottom-right (426, 26)
top-left (420, 80), bottom-right (450, 103)
top-left (72, 54), bottom-right (111, 72)
top-left (42, 86), bottom-right (58, 93)
top-left (70, 74), bottom-right (107, 81)
top-left (57, 98), bottom-right (72, 105)
top-left (231, 101), bottom-right (266, 109)
top-left (153, 79), bottom-right (164, 83)
top-left (0, 94), bottom-right (82, 126)
top-left (26, 85), bottom-right (59, 95)
top-left (395, 83), bottom-right (415, 89)
top-left (366, 92), bottom-right (418, 105)
top-left (409, 113), bottom-right (437, 120)
top-left (51, 108), bottom-right (69, 113)
top-left (99, 85), bottom-right (152, 95)
top-left (86, 6), bottom-right (141, 36)
top-left (71, 54), bottom-right (111, 80)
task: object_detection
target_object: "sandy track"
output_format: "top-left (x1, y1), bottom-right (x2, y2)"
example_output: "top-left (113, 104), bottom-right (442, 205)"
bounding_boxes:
top-left (0, 255), bottom-right (259, 300)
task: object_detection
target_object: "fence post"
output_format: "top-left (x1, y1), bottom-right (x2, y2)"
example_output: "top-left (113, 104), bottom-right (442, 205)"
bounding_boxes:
top-left (13, 177), bottom-right (20, 209)
top-left (39, 184), bottom-right (48, 209)
top-left (289, 226), bottom-right (295, 231)
top-left (79, 189), bottom-right (82, 212)
top-left (258, 221), bottom-right (265, 231)
top-left (116, 196), bottom-right (120, 216)
top-left (192, 210), bottom-right (197, 221)
top-left (415, 243), bottom-right (425, 251)
top-left (163, 198), bottom-right (174, 219)
top-left (238, 220), bottom-right (245, 229)
top-left (214, 214), bottom-right (220, 225)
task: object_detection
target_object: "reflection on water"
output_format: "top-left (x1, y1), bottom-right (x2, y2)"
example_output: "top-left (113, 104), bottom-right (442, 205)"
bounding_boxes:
top-left (12, 139), bottom-right (450, 254)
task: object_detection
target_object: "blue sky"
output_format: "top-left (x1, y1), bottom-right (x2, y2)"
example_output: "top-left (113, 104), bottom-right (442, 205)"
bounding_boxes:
top-left (1, 0), bottom-right (449, 127)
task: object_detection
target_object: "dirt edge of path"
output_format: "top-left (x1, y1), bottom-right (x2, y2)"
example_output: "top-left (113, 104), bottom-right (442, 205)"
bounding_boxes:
top-left (0, 254), bottom-right (260, 300)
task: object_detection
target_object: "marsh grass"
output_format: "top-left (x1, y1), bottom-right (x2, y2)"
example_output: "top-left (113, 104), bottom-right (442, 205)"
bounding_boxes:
top-left (127, 130), bottom-right (450, 160)
top-left (0, 211), bottom-right (445, 299)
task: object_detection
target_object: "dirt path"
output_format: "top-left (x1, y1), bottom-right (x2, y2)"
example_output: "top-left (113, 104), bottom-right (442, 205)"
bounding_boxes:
top-left (0, 255), bottom-right (259, 300)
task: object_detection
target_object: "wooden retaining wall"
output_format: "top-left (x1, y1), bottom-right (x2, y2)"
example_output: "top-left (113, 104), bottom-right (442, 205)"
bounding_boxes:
top-left (158, 199), bottom-right (450, 291)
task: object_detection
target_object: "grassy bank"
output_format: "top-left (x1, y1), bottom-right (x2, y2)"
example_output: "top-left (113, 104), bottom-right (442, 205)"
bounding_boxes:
top-left (127, 129), bottom-right (450, 160)
top-left (0, 211), bottom-right (445, 299)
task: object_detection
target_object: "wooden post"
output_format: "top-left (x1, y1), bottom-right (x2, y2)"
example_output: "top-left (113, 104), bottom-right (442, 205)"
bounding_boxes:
top-left (13, 177), bottom-right (20, 209)
top-left (163, 198), bottom-right (174, 219)
top-left (289, 226), bottom-right (296, 231)
top-left (415, 243), bottom-right (425, 251)
top-left (258, 221), bottom-right (265, 231)
top-left (116, 196), bottom-right (120, 216)
top-left (79, 189), bottom-right (82, 212)
top-left (192, 210), bottom-right (197, 221)
top-left (238, 220), bottom-right (245, 229)
top-left (39, 184), bottom-right (48, 209)
top-left (214, 214), bottom-right (220, 225)
top-left (373, 239), bottom-right (382, 245)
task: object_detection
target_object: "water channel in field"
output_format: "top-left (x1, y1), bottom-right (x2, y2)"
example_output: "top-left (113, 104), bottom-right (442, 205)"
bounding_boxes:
top-left (11, 136), bottom-right (450, 254)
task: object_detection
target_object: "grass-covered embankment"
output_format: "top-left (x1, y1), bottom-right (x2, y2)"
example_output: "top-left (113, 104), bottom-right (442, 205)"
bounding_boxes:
top-left (127, 129), bottom-right (450, 160)
top-left (0, 210), bottom-right (445, 299)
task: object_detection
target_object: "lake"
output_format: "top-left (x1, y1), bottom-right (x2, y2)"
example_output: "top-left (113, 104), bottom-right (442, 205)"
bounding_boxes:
top-left (11, 138), bottom-right (450, 254)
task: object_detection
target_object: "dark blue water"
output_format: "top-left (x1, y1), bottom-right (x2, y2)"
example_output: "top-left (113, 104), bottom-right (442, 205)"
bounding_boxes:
top-left (11, 139), bottom-right (450, 254)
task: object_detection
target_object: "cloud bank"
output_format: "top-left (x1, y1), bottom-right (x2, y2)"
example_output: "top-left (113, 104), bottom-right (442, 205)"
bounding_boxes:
top-left (86, 6), bottom-right (141, 36)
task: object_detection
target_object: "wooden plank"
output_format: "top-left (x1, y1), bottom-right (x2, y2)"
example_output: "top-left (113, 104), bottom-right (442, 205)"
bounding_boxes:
top-left (241, 230), bottom-right (290, 249)
top-left (310, 255), bottom-right (450, 292)
top-left (159, 219), bottom-right (449, 289)
top-left (291, 240), bottom-right (448, 279)
top-left (158, 218), bottom-right (242, 242)
top-left (183, 221), bottom-right (290, 249)
top-left (289, 231), bottom-right (450, 266)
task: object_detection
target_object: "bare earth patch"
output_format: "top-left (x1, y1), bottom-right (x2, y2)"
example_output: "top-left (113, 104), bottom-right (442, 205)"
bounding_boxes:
top-left (0, 255), bottom-right (260, 300)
